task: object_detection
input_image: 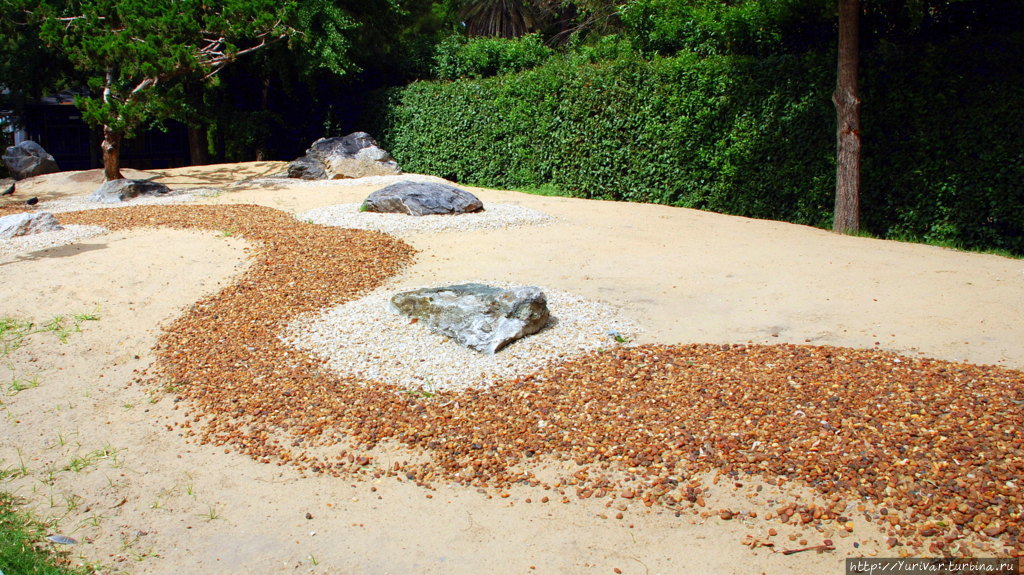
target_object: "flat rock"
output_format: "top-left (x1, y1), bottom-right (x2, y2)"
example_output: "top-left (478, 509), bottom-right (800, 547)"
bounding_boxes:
top-left (90, 179), bottom-right (171, 204)
top-left (390, 283), bottom-right (549, 354)
top-left (3, 141), bottom-right (60, 180)
top-left (362, 181), bottom-right (483, 216)
top-left (0, 212), bottom-right (63, 239)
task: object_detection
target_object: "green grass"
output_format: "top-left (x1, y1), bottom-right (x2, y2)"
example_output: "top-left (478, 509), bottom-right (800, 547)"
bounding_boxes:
top-left (0, 312), bottom-right (101, 351)
top-left (0, 492), bottom-right (93, 575)
top-left (0, 317), bottom-right (34, 356)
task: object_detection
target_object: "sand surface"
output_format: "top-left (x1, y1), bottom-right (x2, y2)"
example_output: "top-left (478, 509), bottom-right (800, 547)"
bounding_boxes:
top-left (1, 163), bottom-right (1022, 574)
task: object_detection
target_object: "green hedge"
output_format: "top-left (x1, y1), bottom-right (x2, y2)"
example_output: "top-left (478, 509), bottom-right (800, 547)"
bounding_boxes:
top-left (370, 34), bottom-right (1024, 254)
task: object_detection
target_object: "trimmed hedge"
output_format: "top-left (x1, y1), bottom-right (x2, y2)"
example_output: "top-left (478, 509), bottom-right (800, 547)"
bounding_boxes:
top-left (370, 34), bottom-right (1024, 254)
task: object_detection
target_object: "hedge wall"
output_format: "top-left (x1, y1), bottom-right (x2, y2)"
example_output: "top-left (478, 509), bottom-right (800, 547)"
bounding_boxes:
top-left (369, 34), bottom-right (1024, 254)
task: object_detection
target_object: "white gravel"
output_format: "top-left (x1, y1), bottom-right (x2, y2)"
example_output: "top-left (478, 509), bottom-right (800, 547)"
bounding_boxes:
top-left (299, 203), bottom-right (553, 236)
top-left (1, 189), bottom-right (221, 257)
top-left (241, 174), bottom-right (450, 188)
top-left (0, 224), bottom-right (108, 258)
top-left (38, 188), bottom-right (216, 214)
top-left (282, 283), bottom-right (643, 393)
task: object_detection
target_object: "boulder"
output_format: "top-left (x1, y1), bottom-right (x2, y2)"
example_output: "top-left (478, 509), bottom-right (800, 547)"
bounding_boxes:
top-left (391, 283), bottom-right (549, 354)
top-left (287, 132), bottom-right (401, 180)
top-left (0, 212), bottom-right (63, 239)
top-left (90, 179), bottom-right (171, 204)
top-left (3, 141), bottom-right (60, 180)
top-left (286, 156), bottom-right (327, 180)
top-left (362, 181), bottom-right (483, 216)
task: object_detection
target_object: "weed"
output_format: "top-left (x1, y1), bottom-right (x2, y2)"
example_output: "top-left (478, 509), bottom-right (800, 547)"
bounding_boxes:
top-left (0, 316), bottom-right (33, 355)
top-left (8, 374), bottom-right (41, 395)
top-left (309, 554), bottom-right (320, 566)
top-left (217, 227), bottom-right (238, 238)
top-left (201, 506), bottom-right (220, 521)
top-left (62, 493), bottom-right (82, 513)
top-left (63, 445), bottom-right (122, 473)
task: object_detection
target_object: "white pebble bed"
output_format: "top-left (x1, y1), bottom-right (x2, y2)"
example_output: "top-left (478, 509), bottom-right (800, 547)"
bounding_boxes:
top-left (0, 225), bottom-right (108, 258)
top-left (242, 174), bottom-right (449, 188)
top-left (282, 283), bottom-right (642, 393)
top-left (39, 188), bottom-right (214, 214)
top-left (300, 203), bottom-right (553, 236)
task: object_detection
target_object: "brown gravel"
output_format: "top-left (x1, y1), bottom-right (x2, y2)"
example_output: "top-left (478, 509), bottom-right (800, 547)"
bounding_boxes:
top-left (59, 204), bottom-right (1024, 558)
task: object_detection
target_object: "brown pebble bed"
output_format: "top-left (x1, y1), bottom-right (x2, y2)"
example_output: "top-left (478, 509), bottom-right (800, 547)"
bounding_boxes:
top-left (59, 204), bottom-right (1024, 558)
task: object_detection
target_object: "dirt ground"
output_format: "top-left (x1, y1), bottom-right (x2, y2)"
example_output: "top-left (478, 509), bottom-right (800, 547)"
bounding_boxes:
top-left (1, 163), bottom-right (1022, 574)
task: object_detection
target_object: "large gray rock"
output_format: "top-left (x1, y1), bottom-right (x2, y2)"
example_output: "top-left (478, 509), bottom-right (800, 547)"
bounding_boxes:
top-left (286, 156), bottom-right (327, 180)
top-left (363, 182), bottom-right (483, 216)
top-left (287, 132), bottom-right (401, 180)
top-left (3, 141), bottom-right (60, 180)
top-left (90, 179), bottom-right (171, 203)
top-left (391, 283), bottom-right (549, 354)
top-left (0, 212), bottom-right (63, 239)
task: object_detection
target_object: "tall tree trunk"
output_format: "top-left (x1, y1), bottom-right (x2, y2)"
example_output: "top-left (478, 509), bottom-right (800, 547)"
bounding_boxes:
top-left (188, 126), bottom-right (210, 166)
top-left (833, 0), bottom-right (861, 234)
top-left (101, 125), bottom-right (124, 181)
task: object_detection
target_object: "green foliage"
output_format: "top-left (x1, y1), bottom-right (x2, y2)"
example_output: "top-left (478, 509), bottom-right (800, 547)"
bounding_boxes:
top-left (433, 33), bottom-right (553, 79)
top-left (33, 0), bottom-right (300, 141)
top-left (859, 32), bottom-right (1024, 254)
top-left (371, 30), bottom-right (1024, 255)
top-left (374, 47), bottom-right (836, 227)
top-left (293, 0), bottom-right (359, 76)
top-left (617, 0), bottom-right (834, 57)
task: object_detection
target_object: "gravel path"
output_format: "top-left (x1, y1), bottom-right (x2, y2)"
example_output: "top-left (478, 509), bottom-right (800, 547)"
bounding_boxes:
top-left (51, 204), bottom-right (1024, 559)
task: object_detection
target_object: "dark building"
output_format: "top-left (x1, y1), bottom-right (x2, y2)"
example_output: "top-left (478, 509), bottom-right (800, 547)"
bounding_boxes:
top-left (3, 92), bottom-right (191, 171)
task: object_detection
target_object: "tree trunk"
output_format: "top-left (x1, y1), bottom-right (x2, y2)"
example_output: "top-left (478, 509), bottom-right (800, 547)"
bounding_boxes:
top-left (833, 0), bottom-right (861, 234)
top-left (101, 125), bottom-right (125, 181)
top-left (188, 126), bottom-right (210, 166)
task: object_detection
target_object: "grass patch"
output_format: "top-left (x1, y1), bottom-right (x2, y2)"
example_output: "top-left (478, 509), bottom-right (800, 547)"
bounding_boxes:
top-left (0, 311), bottom-right (101, 351)
top-left (0, 317), bottom-right (34, 356)
top-left (0, 492), bottom-right (94, 575)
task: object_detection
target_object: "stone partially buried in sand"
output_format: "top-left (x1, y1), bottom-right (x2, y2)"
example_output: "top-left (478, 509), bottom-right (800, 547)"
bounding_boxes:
top-left (362, 181), bottom-right (484, 216)
top-left (391, 283), bottom-right (549, 354)
top-left (0, 212), bottom-right (63, 239)
top-left (91, 179), bottom-right (171, 204)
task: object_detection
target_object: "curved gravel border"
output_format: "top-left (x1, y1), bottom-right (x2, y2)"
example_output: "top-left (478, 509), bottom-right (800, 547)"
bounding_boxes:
top-left (55, 204), bottom-right (1024, 558)
top-left (299, 203), bottom-right (553, 236)
top-left (284, 284), bottom-right (641, 392)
